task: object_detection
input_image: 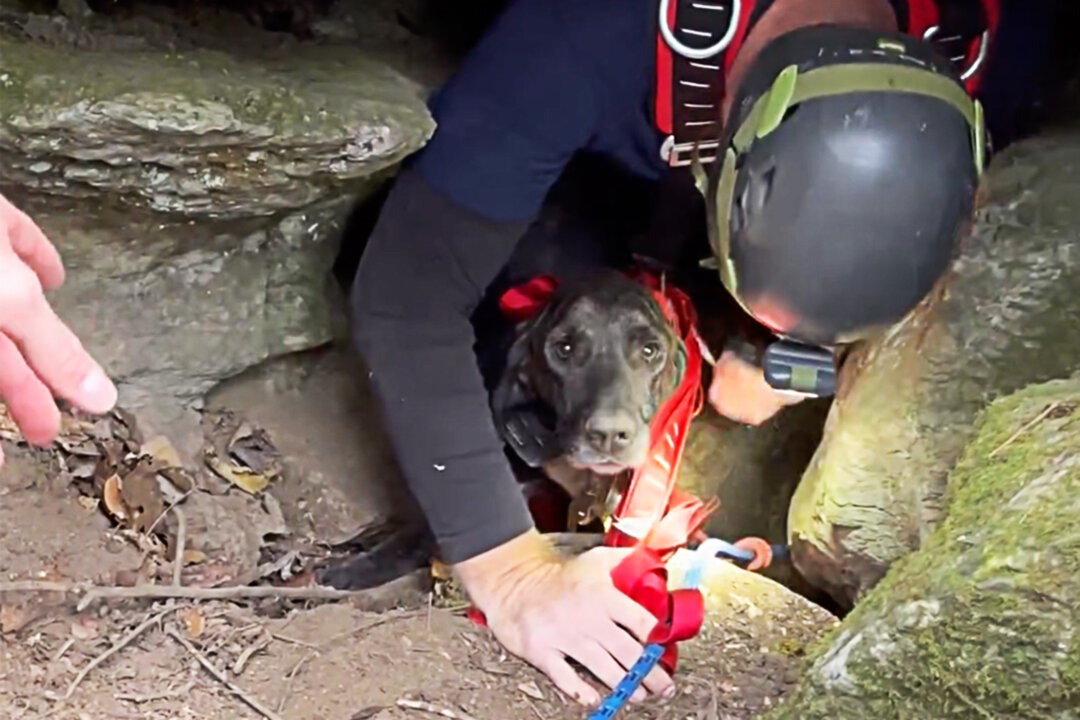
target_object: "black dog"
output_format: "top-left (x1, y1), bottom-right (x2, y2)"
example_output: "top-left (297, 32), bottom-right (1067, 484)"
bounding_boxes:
top-left (490, 271), bottom-right (688, 502)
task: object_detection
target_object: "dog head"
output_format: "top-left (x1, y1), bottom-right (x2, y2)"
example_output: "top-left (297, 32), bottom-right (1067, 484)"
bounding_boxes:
top-left (492, 271), bottom-right (687, 475)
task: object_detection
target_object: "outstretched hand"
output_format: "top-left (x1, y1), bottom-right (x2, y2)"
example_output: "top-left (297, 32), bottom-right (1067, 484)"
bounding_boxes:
top-left (454, 530), bottom-right (675, 706)
top-left (0, 193), bottom-right (117, 467)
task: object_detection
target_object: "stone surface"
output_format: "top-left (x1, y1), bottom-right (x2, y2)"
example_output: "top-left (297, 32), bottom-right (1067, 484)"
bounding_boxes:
top-left (204, 345), bottom-right (413, 547)
top-left (0, 4), bottom-right (437, 453)
top-left (787, 121), bottom-right (1080, 607)
top-left (766, 375), bottom-right (1080, 720)
top-left (0, 9), bottom-right (435, 219)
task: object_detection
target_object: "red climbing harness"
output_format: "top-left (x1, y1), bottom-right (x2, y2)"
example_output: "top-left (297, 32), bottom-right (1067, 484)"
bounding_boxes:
top-left (653, 0), bottom-right (1001, 167)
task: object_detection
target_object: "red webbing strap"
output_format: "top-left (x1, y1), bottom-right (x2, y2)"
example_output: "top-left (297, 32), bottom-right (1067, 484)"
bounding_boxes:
top-left (609, 545), bottom-right (706, 674)
top-left (654, 0), bottom-right (677, 136)
top-left (723, 0), bottom-right (756, 77)
top-left (498, 273), bottom-right (559, 324)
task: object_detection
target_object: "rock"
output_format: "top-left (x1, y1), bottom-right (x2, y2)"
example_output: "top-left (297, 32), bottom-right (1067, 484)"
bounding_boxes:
top-left (0, 7), bottom-right (436, 453)
top-left (787, 123), bottom-right (1080, 607)
top-left (0, 17), bottom-right (434, 218)
top-left (204, 345), bottom-right (414, 547)
top-left (765, 376), bottom-right (1080, 720)
top-left (678, 399), bottom-right (831, 596)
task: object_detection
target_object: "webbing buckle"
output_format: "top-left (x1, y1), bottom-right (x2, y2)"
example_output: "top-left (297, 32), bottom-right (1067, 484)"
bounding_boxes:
top-left (658, 0), bottom-right (741, 60)
top-left (660, 136), bottom-right (720, 167)
top-left (923, 25), bottom-right (990, 82)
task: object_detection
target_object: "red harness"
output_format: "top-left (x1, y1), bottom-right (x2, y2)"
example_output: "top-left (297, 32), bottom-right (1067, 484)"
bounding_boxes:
top-left (654, 0), bottom-right (1001, 167)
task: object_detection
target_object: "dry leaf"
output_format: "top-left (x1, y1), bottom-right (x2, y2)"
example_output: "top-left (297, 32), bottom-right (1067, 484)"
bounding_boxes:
top-left (119, 461), bottom-right (165, 533)
top-left (180, 608), bottom-right (206, 638)
top-left (102, 474), bottom-right (129, 520)
top-left (518, 681), bottom-right (545, 701)
top-left (70, 614), bottom-right (100, 640)
top-left (430, 559), bottom-right (452, 581)
top-left (182, 549), bottom-right (208, 565)
top-left (205, 451), bottom-right (270, 495)
top-left (141, 435), bottom-right (183, 469)
top-left (76, 495), bottom-right (99, 512)
top-left (0, 603), bottom-right (33, 634)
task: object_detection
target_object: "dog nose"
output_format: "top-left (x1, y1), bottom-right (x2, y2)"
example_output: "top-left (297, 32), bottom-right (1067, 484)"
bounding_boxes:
top-left (585, 411), bottom-right (636, 455)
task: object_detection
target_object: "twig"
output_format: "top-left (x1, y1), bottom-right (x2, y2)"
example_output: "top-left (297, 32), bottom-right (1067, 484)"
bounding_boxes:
top-left (75, 582), bottom-right (376, 612)
top-left (269, 631), bottom-right (319, 649)
top-left (59, 606), bottom-right (175, 700)
top-left (51, 637), bottom-right (75, 664)
top-left (0, 581), bottom-right (73, 593)
top-left (989, 402), bottom-right (1060, 458)
top-left (232, 630), bottom-right (271, 675)
top-left (396, 698), bottom-right (480, 720)
top-left (318, 608), bottom-right (422, 649)
top-left (276, 650), bottom-right (317, 713)
top-left (116, 680), bottom-right (197, 703)
top-left (166, 627), bottom-right (285, 720)
top-left (172, 507), bottom-right (186, 587)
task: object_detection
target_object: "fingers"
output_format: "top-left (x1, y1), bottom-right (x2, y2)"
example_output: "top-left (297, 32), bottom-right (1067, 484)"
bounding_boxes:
top-left (0, 194), bottom-right (64, 290)
top-left (599, 596), bottom-right (674, 698)
top-left (565, 637), bottom-right (647, 704)
top-left (0, 251), bottom-right (116, 416)
top-left (0, 332), bottom-right (60, 446)
top-left (537, 653), bottom-right (601, 706)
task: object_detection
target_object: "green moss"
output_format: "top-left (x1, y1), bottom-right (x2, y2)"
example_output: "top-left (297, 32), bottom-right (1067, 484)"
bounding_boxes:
top-left (762, 375), bottom-right (1080, 720)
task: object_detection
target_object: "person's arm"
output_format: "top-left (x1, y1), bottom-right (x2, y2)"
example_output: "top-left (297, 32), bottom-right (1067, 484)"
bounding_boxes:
top-left (349, 0), bottom-right (604, 565)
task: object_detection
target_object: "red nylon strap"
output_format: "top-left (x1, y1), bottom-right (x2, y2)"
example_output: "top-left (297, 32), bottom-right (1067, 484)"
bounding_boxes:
top-left (602, 272), bottom-right (717, 557)
top-left (609, 545), bottom-right (706, 674)
top-left (498, 274), bottom-right (559, 324)
top-left (653, 0), bottom-right (677, 135)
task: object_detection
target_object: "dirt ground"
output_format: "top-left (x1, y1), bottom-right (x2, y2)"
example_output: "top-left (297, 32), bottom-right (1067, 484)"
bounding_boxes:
top-left (0, 349), bottom-right (836, 720)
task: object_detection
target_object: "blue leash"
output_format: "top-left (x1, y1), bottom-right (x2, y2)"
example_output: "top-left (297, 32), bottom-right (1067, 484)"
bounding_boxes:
top-left (585, 538), bottom-right (729, 720)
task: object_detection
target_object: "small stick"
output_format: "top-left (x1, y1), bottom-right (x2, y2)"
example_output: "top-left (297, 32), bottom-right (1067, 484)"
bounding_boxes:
top-left (172, 507), bottom-right (186, 587)
top-left (167, 627), bottom-right (285, 720)
top-left (60, 606), bottom-right (175, 700)
top-left (75, 582), bottom-right (376, 612)
top-left (989, 402), bottom-right (1060, 458)
top-left (396, 698), bottom-right (480, 720)
top-left (116, 680), bottom-right (197, 703)
top-left (276, 650), bottom-right (317, 713)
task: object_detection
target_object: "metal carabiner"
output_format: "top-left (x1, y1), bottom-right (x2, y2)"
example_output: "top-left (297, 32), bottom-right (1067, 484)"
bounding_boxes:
top-left (923, 24), bottom-right (990, 82)
top-left (657, 0), bottom-right (741, 60)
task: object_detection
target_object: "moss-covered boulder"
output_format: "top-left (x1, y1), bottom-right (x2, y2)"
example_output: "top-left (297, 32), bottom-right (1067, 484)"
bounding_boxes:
top-left (764, 375), bottom-right (1080, 720)
top-left (787, 122), bottom-right (1080, 607)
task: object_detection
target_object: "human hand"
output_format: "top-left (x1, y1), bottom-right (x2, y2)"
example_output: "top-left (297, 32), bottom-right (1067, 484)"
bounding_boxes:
top-left (454, 530), bottom-right (674, 706)
top-left (0, 193), bottom-right (117, 467)
top-left (707, 349), bottom-right (805, 426)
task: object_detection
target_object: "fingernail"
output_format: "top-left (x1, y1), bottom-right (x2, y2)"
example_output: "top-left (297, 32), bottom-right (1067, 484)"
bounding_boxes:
top-left (662, 685), bottom-right (676, 699)
top-left (80, 366), bottom-right (117, 412)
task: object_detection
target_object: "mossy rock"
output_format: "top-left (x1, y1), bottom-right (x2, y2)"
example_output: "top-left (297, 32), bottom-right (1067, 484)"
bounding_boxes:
top-left (763, 374), bottom-right (1080, 720)
top-left (787, 122), bottom-right (1080, 607)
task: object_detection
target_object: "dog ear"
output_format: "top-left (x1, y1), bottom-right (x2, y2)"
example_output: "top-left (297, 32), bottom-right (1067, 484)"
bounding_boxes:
top-left (490, 313), bottom-right (561, 468)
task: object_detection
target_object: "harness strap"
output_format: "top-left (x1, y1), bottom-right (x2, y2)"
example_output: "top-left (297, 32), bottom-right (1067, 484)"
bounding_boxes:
top-left (654, 0), bottom-right (1000, 163)
top-left (655, 0), bottom-right (755, 167)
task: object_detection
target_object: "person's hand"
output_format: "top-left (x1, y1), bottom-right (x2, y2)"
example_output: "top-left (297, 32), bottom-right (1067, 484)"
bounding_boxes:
top-left (0, 193), bottom-right (117, 467)
top-left (454, 530), bottom-right (674, 706)
top-left (707, 349), bottom-right (805, 426)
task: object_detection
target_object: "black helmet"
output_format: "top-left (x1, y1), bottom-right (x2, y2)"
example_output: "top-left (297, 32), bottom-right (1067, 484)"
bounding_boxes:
top-left (701, 24), bottom-right (987, 348)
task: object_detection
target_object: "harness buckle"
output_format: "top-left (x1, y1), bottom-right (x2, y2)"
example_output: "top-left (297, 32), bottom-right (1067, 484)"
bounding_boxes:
top-left (658, 0), bottom-right (741, 59)
top-left (660, 136), bottom-right (720, 167)
top-left (923, 25), bottom-right (990, 82)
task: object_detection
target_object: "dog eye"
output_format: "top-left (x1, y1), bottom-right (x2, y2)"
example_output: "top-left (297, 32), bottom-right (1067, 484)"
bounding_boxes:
top-left (554, 340), bottom-right (573, 360)
top-left (642, 342), bottom-right (663, 361)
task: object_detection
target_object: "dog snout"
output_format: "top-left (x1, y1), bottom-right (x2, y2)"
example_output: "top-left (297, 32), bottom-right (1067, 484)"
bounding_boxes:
top-left (584, 410), bottom-right (637, 455)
